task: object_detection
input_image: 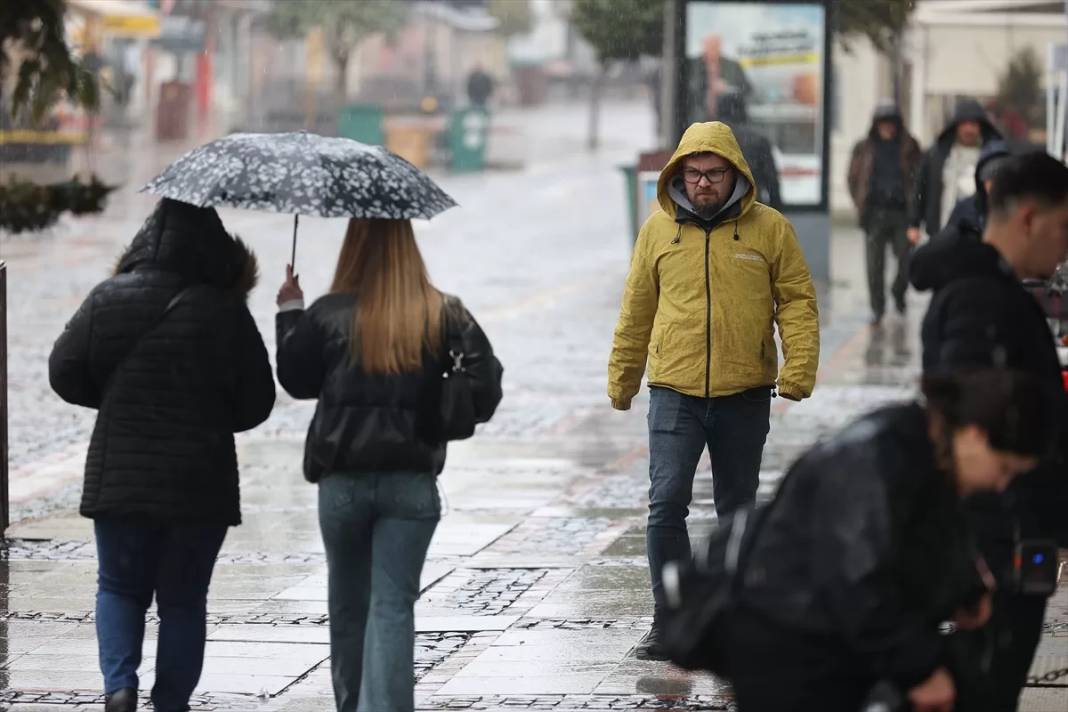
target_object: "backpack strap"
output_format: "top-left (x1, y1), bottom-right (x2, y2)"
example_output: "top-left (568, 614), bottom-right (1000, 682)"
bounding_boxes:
top-left (440, 296), bottom-right (466, 374)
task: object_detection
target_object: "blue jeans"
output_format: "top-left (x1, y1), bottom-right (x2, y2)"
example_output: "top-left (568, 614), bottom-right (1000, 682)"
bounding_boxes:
top-left (318, 472), bottom-right (440, 712)
top-left (646, 385), bottom-right (771, 616)
top-left (94, 518), bottom-right (227, 712)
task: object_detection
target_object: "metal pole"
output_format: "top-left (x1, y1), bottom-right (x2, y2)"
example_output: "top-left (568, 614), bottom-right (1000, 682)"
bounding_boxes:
top-left (1064, 0), bottom-right (1068, 159)
top-left (0, 261), bottom-right (9, 535)
top-left (1047, 42), bottom-right (1057, 156)
top-left (660, 0), bottom-right (680, 149)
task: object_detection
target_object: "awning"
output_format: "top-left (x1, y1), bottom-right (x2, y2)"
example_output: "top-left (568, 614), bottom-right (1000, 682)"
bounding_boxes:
top-left (67, 0), bottom-right (161, 39)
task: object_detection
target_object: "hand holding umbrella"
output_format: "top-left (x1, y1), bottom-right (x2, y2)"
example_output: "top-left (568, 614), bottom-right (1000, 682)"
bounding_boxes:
top-left (277, 264), bottom-right (304, 308)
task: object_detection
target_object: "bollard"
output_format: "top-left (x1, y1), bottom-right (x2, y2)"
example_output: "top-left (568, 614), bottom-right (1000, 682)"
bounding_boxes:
top-left (0, 261), bottom-right (7, 535)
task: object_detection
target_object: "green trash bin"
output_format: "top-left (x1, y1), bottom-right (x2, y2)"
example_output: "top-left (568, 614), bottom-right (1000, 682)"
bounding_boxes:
top-left (338, 104), bottom-right (384, 145)
top-left (448, 107), bottom-right (490, 172)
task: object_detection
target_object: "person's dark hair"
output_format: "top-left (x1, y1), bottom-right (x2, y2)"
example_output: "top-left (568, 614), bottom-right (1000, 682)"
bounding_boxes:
top-left (921, 369), bottom-right (1053, 458)
top-left (988, 152), bottom-right (1068, 219)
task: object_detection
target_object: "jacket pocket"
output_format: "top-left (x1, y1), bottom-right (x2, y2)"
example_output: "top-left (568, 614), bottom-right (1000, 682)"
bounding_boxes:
top-left (647, 386), bottom-right (684, 433)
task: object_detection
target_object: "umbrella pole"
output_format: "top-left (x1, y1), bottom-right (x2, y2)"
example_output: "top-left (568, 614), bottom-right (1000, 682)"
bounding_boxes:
top-left (291, 214), bottom-right (299, 269)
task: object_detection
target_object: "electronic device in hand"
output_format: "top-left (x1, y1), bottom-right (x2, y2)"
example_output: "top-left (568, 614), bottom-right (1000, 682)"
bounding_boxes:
top-left (1013, 540), bottom-right (1059, 597)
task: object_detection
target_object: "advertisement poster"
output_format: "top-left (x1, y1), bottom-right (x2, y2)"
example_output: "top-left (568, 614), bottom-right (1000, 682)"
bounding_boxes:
top-left (686, 2), bottom-right (826, 207)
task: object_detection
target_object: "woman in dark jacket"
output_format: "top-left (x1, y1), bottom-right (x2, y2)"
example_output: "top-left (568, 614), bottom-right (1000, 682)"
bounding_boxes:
top-left (48, 198), bottom-right (276, 712)
top-left (275, 217), bottom-right (502, 712)
top-left (721, 369), bottom-right (1050, 712)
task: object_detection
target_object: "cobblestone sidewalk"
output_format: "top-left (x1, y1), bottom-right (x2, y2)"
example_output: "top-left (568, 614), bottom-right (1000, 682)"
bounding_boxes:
top-left (1, 101), bottom-right (1064, 711)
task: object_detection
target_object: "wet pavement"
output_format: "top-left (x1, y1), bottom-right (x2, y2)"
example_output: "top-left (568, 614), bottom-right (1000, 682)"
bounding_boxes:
top-left (1, 99), bottom-right (1065, 710)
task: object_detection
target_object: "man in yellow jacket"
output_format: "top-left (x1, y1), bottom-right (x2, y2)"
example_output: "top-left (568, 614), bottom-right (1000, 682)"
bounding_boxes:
top-left (608, 121), bottom-right (819, 659)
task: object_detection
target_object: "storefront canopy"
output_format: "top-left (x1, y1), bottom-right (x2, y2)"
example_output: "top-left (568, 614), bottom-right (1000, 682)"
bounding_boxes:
top-left (67, 0), bottom-right (161, 39)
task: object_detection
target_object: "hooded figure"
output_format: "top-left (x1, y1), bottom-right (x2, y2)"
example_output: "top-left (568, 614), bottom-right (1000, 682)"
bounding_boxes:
top-left (942, 139), bottom-right (1011, 237)
top-left (716, 92), bottom-right (783, 211)
top-left (847, 103), bottom-right (923, 323)
top-left (908, 140), bottom-right (1012, 294)
top-left (610, 121), bottom-right (819, 405)
top-left (50, 198), bottom-right (276, 523)
top-left (608, 121), bottom-right (819, 660)
top-left (847, 103), bottom-right (922, 225)
top-left (911, 98), bottom-right (1002, 239)
top-left (48, 198), bottom-right (276, 712)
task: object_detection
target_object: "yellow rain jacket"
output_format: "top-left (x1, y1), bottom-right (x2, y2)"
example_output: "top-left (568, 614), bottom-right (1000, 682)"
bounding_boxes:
top-left (608, 122), bottom-right (819, 409)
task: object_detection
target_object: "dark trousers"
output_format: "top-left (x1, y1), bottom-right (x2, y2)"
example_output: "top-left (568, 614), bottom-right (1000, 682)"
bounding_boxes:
top-left (947, 491), bottom-right (1049, 712)
top-left (318, 471), bottom-right (440, 712)
top-left (646, 386), bottom-right (771, 617)
top-left (865, 207), bottom-right (910, 317)
top-left (727, 606), bottom-right (873, 712)
top-left (948, 592), bottom-right (1047, 712)
top-left (94, 518), bottom-right (227, 712)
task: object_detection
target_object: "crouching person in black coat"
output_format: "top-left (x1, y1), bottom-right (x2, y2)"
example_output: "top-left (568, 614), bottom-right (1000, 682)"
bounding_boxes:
top-left (48, 198), bottom-right (276, 712)
top-left (275, 218), bottom-right (502, 712)
top-left (714, 370), bottom-right (1052, 712)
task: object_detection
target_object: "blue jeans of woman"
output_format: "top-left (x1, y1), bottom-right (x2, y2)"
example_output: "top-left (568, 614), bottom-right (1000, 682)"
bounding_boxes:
top-left (94, 518), bottom-right (227, 712)
top-left (318, 471), bottom-right (440, 712)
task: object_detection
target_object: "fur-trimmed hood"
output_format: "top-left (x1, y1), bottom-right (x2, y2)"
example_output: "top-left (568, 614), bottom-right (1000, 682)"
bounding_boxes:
top-left (115, 198), bottom-right (258, 297)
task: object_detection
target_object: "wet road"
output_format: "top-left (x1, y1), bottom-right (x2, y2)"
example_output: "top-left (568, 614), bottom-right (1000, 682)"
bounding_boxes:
top-left (1, 99), bottom-right (1064, 711)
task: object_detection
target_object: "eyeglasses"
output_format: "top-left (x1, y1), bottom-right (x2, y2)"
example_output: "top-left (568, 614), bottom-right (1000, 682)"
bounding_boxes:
top-left (682, 167), bottom-right (731, 185)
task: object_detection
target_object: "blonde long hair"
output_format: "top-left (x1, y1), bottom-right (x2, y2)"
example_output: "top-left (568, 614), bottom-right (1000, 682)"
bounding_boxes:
top-left (331, 218), bottom-right (443, 374)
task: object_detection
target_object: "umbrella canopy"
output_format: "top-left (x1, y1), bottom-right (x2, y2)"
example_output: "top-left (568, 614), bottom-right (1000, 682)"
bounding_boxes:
top-left (141, 131), bottom-right (457, 220)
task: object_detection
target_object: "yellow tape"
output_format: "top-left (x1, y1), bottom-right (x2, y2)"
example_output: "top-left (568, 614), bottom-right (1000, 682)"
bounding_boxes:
top-left (739, 52), bottom-right (819, 68)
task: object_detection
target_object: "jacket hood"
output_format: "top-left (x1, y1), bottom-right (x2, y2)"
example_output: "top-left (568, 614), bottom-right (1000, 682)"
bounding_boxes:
top-left (658, 121), bottom-right (757, 220)
top-left (909, 229), bottom-right (1002, 292)
top-left (115, 198), bottom-right (259, 297)
top-left (869, 102), bottom-right (904, 137)
top-left (936, 98), bottom-right (1002, 145)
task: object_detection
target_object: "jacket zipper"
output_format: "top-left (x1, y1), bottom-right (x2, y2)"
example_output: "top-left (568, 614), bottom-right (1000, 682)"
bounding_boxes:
top-left (704, 228), bottom-right (712, 399)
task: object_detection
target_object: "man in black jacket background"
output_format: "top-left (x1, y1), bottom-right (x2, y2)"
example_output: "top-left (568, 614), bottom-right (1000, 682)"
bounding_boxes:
top-left (715, 91), bottom-right (782, 211)
top-left (941, 139), bottom-right (1011, 240)
top-left (914, 153), bottom-right (1068, 711)
top-left (848, 103), bottom-right (923, 324)
top-left (909, 98), bottom-right (1002, 243)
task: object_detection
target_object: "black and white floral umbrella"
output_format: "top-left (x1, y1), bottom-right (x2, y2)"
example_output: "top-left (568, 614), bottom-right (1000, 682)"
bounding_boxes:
top-left (141, 131), bottom-right (457, 265)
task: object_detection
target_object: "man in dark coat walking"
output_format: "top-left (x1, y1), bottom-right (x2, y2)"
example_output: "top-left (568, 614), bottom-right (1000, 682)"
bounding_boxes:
top-left (715, 91), bottom-right (782, 211)
top-left (914, 152), bottom-right (1068, 711)
top-left (848, 103), bottom-right (922, 324)
top-left (909, 98), bottom-right (1001, 243)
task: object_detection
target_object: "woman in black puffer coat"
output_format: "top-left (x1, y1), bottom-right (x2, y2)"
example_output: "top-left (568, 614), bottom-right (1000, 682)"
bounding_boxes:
top-left (49, 198), bottom-right (276, 712)
top-left (275, 217), bottom-right (502, 712)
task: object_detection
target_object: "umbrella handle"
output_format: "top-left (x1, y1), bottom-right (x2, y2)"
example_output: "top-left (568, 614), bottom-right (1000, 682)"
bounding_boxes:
top-left (291, 214), bottom-right (299, 270)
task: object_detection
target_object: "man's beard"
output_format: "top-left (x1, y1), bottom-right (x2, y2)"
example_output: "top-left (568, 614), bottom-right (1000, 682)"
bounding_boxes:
top-left (694, 197), bottom-right (724, 220)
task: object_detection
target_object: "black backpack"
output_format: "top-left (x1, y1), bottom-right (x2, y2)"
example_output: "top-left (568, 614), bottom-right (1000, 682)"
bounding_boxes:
top-left (659, 505), bottom-right (767, 675)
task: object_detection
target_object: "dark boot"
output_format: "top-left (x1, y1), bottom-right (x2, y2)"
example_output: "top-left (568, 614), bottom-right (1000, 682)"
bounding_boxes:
top-left (634, 621), bottom-right (668, 661)
top-left (105, 687), bottom-right (138, 712)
